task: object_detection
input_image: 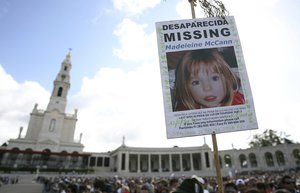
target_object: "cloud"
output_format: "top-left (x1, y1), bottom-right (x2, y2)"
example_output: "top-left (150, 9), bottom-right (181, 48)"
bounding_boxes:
top-left (91, 8), bottom-right (113, 25)
top-left (0, 65), bottom-right (49, 145)
top-left (68, 62), bottom-right (167, 152)
top-left (112, 0), bottom-right (160, 16)
top-left (113, 18), bottom-right (157, 62)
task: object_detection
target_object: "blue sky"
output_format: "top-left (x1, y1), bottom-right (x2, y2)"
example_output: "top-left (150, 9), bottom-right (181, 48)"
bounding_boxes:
top-left (0, 0), bottom-right (300, 152)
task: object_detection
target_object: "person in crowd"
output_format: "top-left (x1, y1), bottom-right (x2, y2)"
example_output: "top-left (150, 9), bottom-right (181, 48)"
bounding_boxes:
top-left (192, 175), bottom-right (210, 193)
top-left (123, 184), bottom-right (130, 193)
top-left (256, 182), bottom-right (268, 193)
top-left (236, 179), bottom-right (247, 193)
top-left (141, 183), bottom-right (154, 193)
top-left (224, 182), bottom-right (238, 193)
top-left (169, 178), bottom-right (180, 193)
top-left (276, 175), bottom-right (298, 193)
top-left (173, 178), bottom-right (204, 193)
top-left (245, 188), bottom-right (260, 193)
top-left (116, 180), bottom-right (123, 193)
top-left (59, 182), bottom-right (67, 193)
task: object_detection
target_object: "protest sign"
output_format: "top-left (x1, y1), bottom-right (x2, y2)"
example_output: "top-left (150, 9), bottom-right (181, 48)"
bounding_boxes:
top-left (156, 16), bottom-right (258, 138)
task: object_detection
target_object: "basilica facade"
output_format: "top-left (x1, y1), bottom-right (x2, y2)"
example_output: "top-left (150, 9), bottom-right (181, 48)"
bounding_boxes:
top-left (0, 53), bottom-right (89, 173)
top-left (1, 53), bottom-right (299, 177)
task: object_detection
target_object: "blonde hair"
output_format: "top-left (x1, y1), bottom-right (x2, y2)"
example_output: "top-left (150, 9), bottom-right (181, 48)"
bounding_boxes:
top-left (175, 48), bottom-right (239, 110)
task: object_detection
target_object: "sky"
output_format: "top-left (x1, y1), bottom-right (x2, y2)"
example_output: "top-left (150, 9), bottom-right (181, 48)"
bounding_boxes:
top-left (0, 0), bottom-right (300, 153)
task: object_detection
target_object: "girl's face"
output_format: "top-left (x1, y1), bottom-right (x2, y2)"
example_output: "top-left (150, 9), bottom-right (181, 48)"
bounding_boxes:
top-left (187, 64), bottom-right (226, 108)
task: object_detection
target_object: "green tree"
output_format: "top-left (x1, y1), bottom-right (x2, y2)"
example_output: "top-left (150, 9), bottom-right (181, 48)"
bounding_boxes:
top-left (188, 0), bottom-right (229, 17)
top-left (249, 129), bottom-right (295, 148)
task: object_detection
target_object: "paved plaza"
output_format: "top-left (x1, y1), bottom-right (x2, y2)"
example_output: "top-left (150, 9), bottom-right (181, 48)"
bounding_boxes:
top-left (0, 174), bottom-right (43, 193)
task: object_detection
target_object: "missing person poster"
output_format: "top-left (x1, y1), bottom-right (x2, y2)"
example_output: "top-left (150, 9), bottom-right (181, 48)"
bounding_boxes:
top-left (156, 16), bottom-right (258, 139)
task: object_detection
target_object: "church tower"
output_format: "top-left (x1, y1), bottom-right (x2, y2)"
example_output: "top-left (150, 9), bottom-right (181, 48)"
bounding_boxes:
top-left (8, 51), bottom-right (84, 153)
top-left (46, 51), bottom-right (71, 113)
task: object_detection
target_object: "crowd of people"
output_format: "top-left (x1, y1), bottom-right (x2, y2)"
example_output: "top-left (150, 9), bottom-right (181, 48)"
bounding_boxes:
top-left (0, 175), bottom-right (19, 186)
top-left (35, 171), bottom-right (300, 193)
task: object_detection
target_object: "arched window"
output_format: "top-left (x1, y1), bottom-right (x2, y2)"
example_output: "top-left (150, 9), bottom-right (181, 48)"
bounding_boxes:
top-left (275, 151), bottom-right (285, 166)
top-left (12, 147), bottom-right (20, 151)
top-left (10, 147), bottom-right (20, 161)
top-left (41, 149), bottom-right (51, 165)
top-left (59, 151), bottom-right (68, 163)
top-left (249, 153), bottom-right (257, 167)
top-left (71, 151), bottom-right (79, 163)
top-left (239, 154), bottom-right (248, 168)
top-left (57, 87), bottom-right (63, 97)
top-left (24, 149), bottom-right (33, 164)
top-left (0, 152), bottom-right (4, 166)
top-left (293, 149), bottom-right (300, 166)
top-left (49, 119), bottom-right (56, 132)
top-left (265, 152), bottom-right (274, 167)
top-left (293, 149), bottom-right (300, 159)
top-left (224, 154), bottom-right (232, 167)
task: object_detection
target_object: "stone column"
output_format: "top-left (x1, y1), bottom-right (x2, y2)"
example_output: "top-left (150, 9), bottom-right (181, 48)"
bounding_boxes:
top-left (283, 145), bottom-right (291, 169)
top-left (169, 154), bottom-right (172, 172)
top-left (209, 152), bottom-right (214, 169)
top-left (201, 152), bottom-right (206, 170)
top-left (125, 152), bottom-right (129, 172)
top-left (67, 155), bottom-right (71, 169)
top-left (233, 150), bottom-right (240, 173)
top-left (138, 154), bottom-right (141, 173)
top-left (190, 153), bottom-right (194, 171)
top-left (118, 152), bottom-right (122, 172)
top-left (148, 154), bottom-right (151, 172)
top-left (159, 154), bottom-right (162, 172)
top-left (179, 154), bottom-right (183, 172)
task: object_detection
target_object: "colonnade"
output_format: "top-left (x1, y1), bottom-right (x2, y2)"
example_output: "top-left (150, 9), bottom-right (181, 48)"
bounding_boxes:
top-left (110, 147), bottom-right (213, 174)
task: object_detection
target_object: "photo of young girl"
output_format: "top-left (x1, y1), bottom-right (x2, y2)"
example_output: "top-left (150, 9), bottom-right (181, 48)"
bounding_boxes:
top-left (168, 47), bottom-right (245, 112)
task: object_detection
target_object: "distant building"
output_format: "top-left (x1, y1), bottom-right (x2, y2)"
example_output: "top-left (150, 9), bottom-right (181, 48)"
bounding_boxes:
top-left (1, 53), bottom-right (300, 176)
top-left (88, 143), bottom-right (300, 177)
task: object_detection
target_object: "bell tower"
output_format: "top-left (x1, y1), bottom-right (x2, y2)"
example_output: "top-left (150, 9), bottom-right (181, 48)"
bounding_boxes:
top-left (47, 51), bottom-right (71, 113)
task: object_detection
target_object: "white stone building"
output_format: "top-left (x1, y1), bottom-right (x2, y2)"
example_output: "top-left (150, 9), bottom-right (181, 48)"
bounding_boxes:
top-left (0, 52), bottom-right (89, 172)
top-left (87, 143), bottom-right (300, 177)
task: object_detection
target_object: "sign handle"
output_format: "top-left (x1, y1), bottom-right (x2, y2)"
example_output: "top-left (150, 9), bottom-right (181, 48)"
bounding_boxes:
top-left (212, 132), bottom-right (224, 193)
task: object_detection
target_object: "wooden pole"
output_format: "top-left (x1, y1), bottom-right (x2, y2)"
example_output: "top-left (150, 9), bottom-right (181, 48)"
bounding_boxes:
top-left (212, 132), bottom-right (224, 193)
top-left (188, 0), bottom-right (196, 19)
